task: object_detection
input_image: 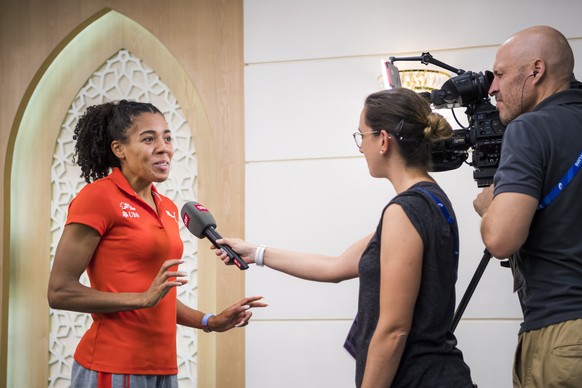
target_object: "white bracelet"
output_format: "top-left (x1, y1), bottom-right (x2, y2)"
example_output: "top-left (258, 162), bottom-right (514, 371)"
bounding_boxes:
top-left (255, 245), bottom-right (267, 267)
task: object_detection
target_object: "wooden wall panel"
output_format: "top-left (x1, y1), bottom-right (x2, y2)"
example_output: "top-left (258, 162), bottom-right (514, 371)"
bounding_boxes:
top-left (0, 1), bottom-right (245, 387)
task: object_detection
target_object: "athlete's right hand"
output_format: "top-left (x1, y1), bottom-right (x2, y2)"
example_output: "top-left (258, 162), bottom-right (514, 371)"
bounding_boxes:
top-left (143, 259), bottom-right (188, 308)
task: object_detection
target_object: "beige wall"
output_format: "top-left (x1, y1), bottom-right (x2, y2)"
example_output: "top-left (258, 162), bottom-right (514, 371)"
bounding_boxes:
top-left (0, 1), bottom-right (245, 387)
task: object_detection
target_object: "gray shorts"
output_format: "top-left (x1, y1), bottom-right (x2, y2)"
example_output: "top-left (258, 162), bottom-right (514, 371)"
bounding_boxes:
top-left (72, 361), bottom-right (179, 388)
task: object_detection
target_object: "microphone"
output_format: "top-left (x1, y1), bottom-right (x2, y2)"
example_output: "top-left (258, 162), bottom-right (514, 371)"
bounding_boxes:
top-left (180, 201), bottom-right (249, 270)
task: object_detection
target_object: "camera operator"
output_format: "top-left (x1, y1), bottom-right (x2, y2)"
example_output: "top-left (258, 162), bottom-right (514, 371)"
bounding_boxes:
top-left (473, 25), bottom-right (582, 387)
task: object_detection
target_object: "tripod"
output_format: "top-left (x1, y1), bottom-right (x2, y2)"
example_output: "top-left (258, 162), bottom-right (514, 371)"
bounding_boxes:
top-left (451, 249), bottom-right (493, 332)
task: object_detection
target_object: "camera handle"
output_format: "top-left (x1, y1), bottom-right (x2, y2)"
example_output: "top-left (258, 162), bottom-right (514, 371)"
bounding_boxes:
top-left (451, 248), bottom-right (493, 332)
top-left (388, 52), bottom-right (466, 76)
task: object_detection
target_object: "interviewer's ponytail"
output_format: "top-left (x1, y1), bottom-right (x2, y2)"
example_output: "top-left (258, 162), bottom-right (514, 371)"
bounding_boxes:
top-left (364, 88), bottom-right (453, 168)
top-left (425, 111), bottom-right (453, 142)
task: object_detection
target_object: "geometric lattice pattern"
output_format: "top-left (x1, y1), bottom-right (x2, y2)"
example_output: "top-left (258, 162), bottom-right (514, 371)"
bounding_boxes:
top-left (49, 49), bottom-right (199, 387)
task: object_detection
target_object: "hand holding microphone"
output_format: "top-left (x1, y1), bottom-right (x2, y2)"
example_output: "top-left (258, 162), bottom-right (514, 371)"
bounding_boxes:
top-left (180, 201), bottom-right (249, 270)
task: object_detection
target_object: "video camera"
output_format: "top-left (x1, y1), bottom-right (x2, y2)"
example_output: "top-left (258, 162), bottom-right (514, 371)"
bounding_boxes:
top-left (385, 52), bottom-right (503, 187)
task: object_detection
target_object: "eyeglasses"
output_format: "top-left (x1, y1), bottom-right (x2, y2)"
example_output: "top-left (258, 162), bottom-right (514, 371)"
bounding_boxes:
top-left (352, 131), bottom-right (380, 148)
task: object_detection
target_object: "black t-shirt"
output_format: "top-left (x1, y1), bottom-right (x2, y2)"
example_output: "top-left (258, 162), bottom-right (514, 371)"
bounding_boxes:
top-left (494, 89), bottom-right (582, 333)
top-left (354, 182), bottom-right (472, 387)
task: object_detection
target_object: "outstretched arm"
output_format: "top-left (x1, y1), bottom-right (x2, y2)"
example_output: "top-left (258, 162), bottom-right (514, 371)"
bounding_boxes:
top-left (213, 234), bottom-right (372, 283)
top-left (177, 296), bottom-right (268, 332)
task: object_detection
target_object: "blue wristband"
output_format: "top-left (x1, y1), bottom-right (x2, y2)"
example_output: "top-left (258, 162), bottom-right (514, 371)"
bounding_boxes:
top-left (202, 313), bottom-right (215, 333)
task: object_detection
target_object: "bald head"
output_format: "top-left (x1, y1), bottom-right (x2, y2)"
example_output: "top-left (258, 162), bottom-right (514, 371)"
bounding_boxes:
top-left (490, 26), bottom-right (575, 124)
top-left (501, 25), bottom-right (573, 86)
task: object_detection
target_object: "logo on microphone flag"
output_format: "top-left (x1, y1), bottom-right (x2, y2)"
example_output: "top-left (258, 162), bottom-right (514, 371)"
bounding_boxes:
top-left (195, 204), bottom-right (209, 212)
top-left (182, 213), bottom-right (190, 227)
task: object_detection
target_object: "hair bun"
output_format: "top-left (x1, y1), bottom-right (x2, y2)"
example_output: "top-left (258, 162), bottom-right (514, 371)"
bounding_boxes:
top-left (424, 112), bottom-right (453, 141)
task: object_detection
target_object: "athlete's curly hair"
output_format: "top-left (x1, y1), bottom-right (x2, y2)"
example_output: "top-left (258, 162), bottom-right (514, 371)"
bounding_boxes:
top-left (73, 100), bottom-right (162, 183)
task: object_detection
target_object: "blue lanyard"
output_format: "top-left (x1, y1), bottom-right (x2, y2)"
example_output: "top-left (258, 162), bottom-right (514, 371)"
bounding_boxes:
top-left (538, 150), bottom-right (582, 210)
top-left (415, 187), bottom-right (459, 263)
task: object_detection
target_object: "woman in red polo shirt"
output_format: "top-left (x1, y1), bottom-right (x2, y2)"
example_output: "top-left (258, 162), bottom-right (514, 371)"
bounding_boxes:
top-left (48, 100), bottom-right (266, 387)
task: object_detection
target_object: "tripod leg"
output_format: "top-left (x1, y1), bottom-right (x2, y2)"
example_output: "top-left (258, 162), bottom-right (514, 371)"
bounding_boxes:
top-left (451, 249), bottom-right (493, 332)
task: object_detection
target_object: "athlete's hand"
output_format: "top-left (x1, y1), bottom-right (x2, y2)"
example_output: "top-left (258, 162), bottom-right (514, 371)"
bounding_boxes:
top-left (143, 259), bottom-right (188, 308)
top-left (206, 296), bottom-right (268, 332)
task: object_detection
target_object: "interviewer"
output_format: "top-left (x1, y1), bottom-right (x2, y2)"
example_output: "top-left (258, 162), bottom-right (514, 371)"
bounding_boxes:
top-left (214, 88), bottom-right (474, 387)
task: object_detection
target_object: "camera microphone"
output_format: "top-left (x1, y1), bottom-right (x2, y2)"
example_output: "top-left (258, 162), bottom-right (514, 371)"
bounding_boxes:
top-left (180, 201), bottom-right (249, 270)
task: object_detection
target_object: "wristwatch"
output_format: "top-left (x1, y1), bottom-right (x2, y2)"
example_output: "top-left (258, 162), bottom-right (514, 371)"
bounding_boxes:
top-left (202, 313), bottom-right (215, 333)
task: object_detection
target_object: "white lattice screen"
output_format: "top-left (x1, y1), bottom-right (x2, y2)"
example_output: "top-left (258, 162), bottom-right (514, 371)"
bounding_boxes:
top-left (49, 49), bottom-right (199, 387)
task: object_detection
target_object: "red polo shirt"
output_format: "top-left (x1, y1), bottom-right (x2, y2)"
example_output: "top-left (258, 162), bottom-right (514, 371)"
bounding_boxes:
top-left (67, 168), bottom-right (184, 374)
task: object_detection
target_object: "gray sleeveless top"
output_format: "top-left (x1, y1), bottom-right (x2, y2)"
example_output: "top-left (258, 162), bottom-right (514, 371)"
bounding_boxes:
top-left (353, 182), bottom-right (472, 387)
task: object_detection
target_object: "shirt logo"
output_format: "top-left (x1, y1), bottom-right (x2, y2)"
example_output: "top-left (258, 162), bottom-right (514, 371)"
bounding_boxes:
top-left (119, 202), bottom-right (140, 218)
top-left (166, 210), bottom-right (178, 222)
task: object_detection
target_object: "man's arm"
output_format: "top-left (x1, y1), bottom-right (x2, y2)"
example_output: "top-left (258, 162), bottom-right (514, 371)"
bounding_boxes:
top-left (478, 191), bottom-right (538, 259)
